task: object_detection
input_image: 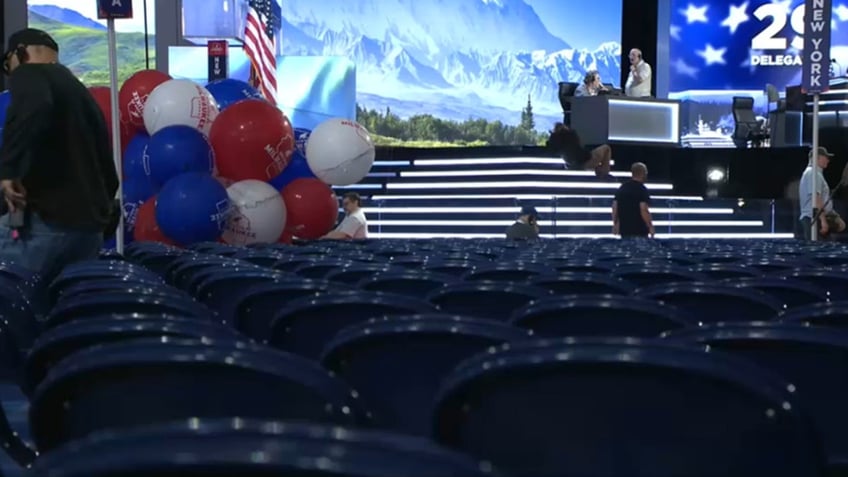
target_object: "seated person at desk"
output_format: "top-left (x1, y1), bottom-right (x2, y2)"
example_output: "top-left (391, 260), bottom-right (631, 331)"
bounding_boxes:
top-left (546, 123), bottom-right (613, 179)
top-left (575, 70), bottom-right (609, 96)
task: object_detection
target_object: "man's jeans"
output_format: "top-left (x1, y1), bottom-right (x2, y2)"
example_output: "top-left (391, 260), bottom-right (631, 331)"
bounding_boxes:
top-left (0, 213), bottom-right (102, 282)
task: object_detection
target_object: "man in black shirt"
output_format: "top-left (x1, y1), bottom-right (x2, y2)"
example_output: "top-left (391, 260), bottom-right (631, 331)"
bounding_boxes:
top-left (0, 28), bottom-right (118, 280)
top-left (546, 122), bottom-right (612, 178)
top-left (612, 162), bottom-right (654, 238)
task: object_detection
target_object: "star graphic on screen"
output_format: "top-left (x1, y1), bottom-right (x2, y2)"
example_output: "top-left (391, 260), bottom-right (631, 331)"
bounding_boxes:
top-left (679, 3), bottom-right (709, 24)
top-left (721, 1), bottom-right (749, 34)
top-left (697, 44), bottom-right (727, 65)
top-left (835, 4), bottom-right (848, 21)
top-left (670, 24), bottom-right (682, 40)
top-left (771, 0), bottom-right (792, 15)
top-left (673, 58), bottom-right (700, 77)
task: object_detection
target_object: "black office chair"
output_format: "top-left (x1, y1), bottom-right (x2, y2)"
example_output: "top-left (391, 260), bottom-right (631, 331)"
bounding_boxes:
top-left (557, 82), bottom-right (578, 126)
top-left (732, 96), bottom-right (769, 148)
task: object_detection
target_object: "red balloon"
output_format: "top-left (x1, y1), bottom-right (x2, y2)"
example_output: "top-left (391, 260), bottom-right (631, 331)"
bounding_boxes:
top-left (134, 196), bottom-right (177, 245)
top-left (281, 178), bottom-right (338, 240)
top-left (89, 86), bottom-right (135, 153)
top-left (119, 69), bottom-right (171, 131)
top-left (210, 99), bottom-right (295, 182)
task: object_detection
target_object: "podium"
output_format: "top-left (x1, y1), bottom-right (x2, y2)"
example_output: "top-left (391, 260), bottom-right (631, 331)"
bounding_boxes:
top-left (570, 96), bottom-right (681, 146)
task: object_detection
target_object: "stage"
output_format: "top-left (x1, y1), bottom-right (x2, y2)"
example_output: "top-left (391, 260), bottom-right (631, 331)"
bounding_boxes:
top-left (331, 142), bottom-right (835, 239)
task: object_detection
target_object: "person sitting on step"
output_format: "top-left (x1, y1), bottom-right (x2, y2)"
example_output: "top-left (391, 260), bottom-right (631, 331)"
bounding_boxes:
top-left (546, 122), bottom-right (613, 179)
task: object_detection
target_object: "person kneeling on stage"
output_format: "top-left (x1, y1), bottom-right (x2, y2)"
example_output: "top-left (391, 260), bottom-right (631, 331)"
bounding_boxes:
top-left (0, 28), bottom-right (118, 281)
top-left (546, 123), bottom-right (613, 179)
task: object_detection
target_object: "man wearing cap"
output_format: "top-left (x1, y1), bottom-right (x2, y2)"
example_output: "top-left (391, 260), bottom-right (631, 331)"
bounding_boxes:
top-left (0, 28), bottom-right (118, 280)
top-left (506, 206), bottom-right (540, 240)
top-left (799, 147), bottom-right (846, 239)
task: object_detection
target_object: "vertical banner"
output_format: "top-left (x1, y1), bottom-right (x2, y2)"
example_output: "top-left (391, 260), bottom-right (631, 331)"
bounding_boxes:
top-left (207, 40), bottom-right (229, 83)
top-left (802, 0), bottom-right (833, 93)
top-left (97, 0), bottom-right (134, 19)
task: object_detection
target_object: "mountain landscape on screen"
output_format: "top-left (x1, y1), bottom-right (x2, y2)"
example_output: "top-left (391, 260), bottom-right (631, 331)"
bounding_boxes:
top-left (26, 6), bottom-right (152, 86)
top-left (279, 0), bottom-right (622, 130)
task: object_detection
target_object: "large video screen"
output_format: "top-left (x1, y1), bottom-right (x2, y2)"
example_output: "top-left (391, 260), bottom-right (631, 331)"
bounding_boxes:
top-left (182, 0), bottom-right (623, 147)
top-left (668, 0), bottom-right (848, 146)
top-left (26, 0), bottom-right (155, 86)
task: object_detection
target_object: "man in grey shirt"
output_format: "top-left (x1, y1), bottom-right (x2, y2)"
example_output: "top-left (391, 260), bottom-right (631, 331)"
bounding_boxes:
top-left (506, 206), bottom-right (540, 240)
top-left (799, 147), bottom-right (845, 239)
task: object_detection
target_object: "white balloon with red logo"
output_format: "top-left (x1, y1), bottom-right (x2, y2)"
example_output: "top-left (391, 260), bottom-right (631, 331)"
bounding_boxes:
top-left (305, 118), bottom-right (375, 186)
top-left (143, 79), bottom-right (219, 136)
top-left (221, 179), bottom-right (287, 245)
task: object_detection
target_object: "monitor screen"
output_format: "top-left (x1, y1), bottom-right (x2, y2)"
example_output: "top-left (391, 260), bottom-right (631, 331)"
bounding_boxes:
top-left (25, 0), bottom-right (155, 86)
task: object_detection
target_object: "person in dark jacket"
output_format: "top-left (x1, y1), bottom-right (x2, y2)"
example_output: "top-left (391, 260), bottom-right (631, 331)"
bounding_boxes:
top-left (506, 206), bottom-right (540, 240)
top-left (546, 122), bottom-right (613, 178)
top-left (0, 28), bottom-right (118, 280)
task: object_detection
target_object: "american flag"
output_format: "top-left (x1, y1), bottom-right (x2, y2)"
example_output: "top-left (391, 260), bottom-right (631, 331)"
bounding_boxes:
top-left (244, 0), bottom-right (281, 103)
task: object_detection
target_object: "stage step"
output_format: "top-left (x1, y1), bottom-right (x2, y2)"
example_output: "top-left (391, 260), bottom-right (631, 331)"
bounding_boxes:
top-left (332, 154), bottom-right (795, 239)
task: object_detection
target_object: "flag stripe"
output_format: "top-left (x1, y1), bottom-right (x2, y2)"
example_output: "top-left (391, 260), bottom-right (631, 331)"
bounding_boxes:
top-left (244, 4), bottom-right (278, 103)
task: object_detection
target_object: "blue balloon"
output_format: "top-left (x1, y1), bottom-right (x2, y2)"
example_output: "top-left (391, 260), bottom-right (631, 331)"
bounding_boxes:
top-left (0, 90), bottom-right (11, 148)
top-left (144, 125), bottom-right (214, 188)
top-left (121, 133), bottom-right (155, 234)
top-left (205, 79), bottom-right (264, 110)
top-left (269, 150), bottom-right (316, 190)
top-left (155, 172), bottom-right (230, 246)
top-left (294, 127), bottom-right (312, 157)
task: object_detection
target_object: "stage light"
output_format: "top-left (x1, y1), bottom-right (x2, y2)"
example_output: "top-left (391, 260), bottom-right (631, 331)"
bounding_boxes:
top-left (369, 194), bottom-right (704, 201)
top-left (367, 220), bottom-right (764, 227)
top-left (360, 206), bottom-right (733, 214)
top-left (385, 181), bottom-right (674, 190)
top-left (367, 232), bottom-right (795, 239)
top-left (706, 168), bottom-right (726, 183)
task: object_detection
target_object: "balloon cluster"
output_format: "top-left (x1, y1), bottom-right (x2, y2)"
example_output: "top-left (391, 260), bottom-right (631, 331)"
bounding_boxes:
top-left (82, 71), bottom-right (376, 247)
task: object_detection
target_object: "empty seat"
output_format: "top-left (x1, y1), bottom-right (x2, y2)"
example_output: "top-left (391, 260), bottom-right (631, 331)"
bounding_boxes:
top-left (636, 283), bottom-right (783, 323)
top-left (512, 295), bottom-right (689, 337)
top-left (358, 271), bottom-right (458, 297)
top-left (427, 283), bottom-right (551, 321)
top-left (779, 301), bottom-right (848, 328)
top-left (463, 263), bottom-right (552, 282)
top-left (30, 418), bottom-right (496, 477)
top-left (269, 291), bottom-right (436, 359)
top-left (612, 265), bottom-right (708, 287)
top-left (528, 272), bottom-right (633, 295)
top-left (322, 315), bottom-right (531, 435)
top-left (721, 277), bottom-right (828, 309)
top-left (232, 280), bottom-right (337, 339)
top-left (29, 338), bottom-right (368, 452)
top-left (46, 292), bottom-right (214, 329)
top-left (433, 338), bottom-right (824, 477)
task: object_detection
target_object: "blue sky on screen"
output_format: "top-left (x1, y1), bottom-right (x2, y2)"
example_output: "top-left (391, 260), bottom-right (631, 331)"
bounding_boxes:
top-left (26, 0), bottom-right (156, 33)
top-left (525, 0), bottom-right (622, 50)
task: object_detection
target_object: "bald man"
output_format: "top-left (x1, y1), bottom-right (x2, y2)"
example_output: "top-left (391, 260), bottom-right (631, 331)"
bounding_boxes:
top-left (612, 162), bottom-right (654, 238)
top-left (625, 48), bottom-right (652, 98)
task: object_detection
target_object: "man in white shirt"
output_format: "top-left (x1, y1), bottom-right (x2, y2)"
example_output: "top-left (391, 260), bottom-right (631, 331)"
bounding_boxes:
top-left (625, 48), bottom-right (652, 97)
top-left (322, 192), bottom-right (368, 240)
top-left (799, 147), bottom-right (845, 239)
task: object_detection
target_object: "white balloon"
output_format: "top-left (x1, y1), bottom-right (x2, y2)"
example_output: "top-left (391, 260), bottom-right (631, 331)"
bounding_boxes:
top-left (305, 118), bottom-right (375, 186)
top-left (222, 180), bottom-right (287, 245)
top-left (143, 79), bottom-right (219, 136)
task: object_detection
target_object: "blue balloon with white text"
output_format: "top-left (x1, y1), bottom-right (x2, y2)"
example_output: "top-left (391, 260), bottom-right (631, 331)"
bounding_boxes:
top-left (269, 150), bottom-right (316, 190)
top-left (205, 79), bottom-right (264, 110)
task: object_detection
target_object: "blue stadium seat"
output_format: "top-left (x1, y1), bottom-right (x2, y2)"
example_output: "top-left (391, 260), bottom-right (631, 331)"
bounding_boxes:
top-left (324, 263), bottom-right (402, 283)
top-left (230, 248), bottom-right (285, 268)
top-left (611, 265), bottom-right (709, 287)
top-left (663, 323), bottom-right (848, 473)
top-left (194, 269), bottom-right (292, 313)
top-left (511, 295), bottom-right (689, 337)
top-left (550, 260), bottom-right (614, 273)
top-left (780, 270), bottom-right (848, 300)
top-left (321, 315), bottom-right (531, 435)
top-left (779, 301), bottom-right (848, 328)
top-left (23, 316), bottom-right (238, 396)
top-left (269, 291), bottom-right (435, 358)
top-left (691, 263), bottom-right (762, 279)
top-left (30, 418), bottom-right (497, 477)
top-left (427, 283), bottom-right (552, 321)
top-left (54, 278), bottom-right (183, 306)
top-left (528, 272), bottom-right (634, 295)
top-left (232, 280), bottom-right (338, 339)
top-left (46, 292), bottom-right (214, 329)
top-left (294, 260), bottom-right (356, 279)
top-left (433, 338), bottom-right (825, 477)
top-left (358, 271), bottom-right (459, 297)
top-left (164, 255), bottom-right (241, 288)
top-left (462, 263), bottom-right (552, 283)
top-left (28, 338), bottom-right (368, 453)
top-left (184, 264), bottom-right (267, 297)
top-left (636, 282), bottom-right (783, 323)
top-left (422, 260), bottom-right (481, 276)
top-left (720, 277), bottom-right (828, 309)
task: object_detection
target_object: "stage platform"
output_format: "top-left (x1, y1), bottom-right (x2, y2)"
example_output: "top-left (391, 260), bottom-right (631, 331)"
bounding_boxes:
top-left (332, 144), bottom-right (816, 239)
